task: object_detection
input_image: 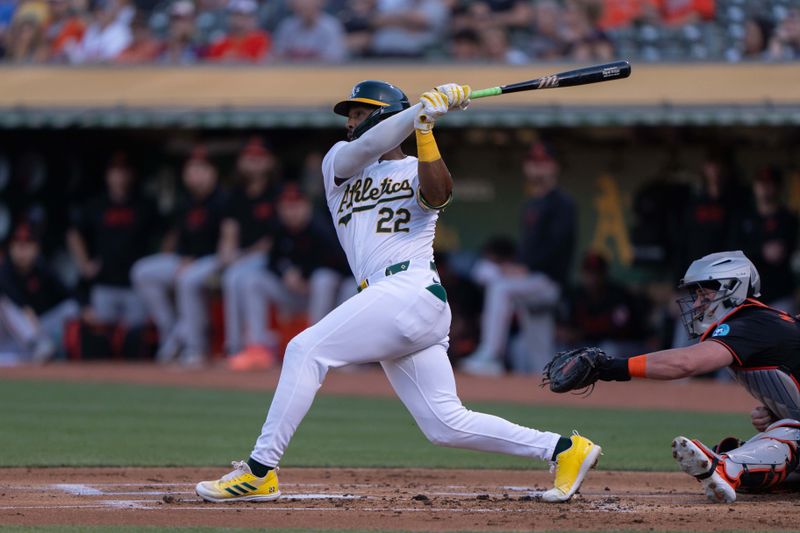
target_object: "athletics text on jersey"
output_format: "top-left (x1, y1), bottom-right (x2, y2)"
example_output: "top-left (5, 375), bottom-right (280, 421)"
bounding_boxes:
top-left (322, 141), bottom-right (438, 281)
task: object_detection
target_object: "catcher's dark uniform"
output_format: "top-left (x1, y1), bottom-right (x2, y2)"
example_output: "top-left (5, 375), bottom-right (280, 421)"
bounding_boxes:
top-left (701, 299), bottom-right (800, 421)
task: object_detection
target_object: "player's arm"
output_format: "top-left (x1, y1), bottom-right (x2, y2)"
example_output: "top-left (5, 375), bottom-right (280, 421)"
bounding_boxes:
top-left (333, 103), bottom-right (422, 179)
top-left (218, 218), bottom-right (240, 266)
top-left (66, 228), bottom-right (98, 279)
top-left (546, 340), bottom-right (735, 393)
top-left (415, 84), bottom-right (470, 209)
top-left (625, 341), bottom-right (734, 380)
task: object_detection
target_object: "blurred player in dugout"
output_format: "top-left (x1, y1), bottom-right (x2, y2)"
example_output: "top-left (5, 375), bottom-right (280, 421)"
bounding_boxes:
top-left (133, 138), bottom-right (283, 366)
top-left (67, 152), bottom-right (159, 329)
top-left (0, 222), bottom-right (79, 363)
top-left (461, 141), bottom-right (576, 375)
top-left (132, 145), bottom-right (227, 366)
top-left (227, 183), bottom-right (353, 371)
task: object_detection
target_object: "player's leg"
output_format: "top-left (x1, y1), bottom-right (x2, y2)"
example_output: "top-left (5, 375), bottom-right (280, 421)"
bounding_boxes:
top-left (0, 296), bottom-right (52, 362)
top-left (462, 273), bottom-right (559, 375)
top-left (131, 253), bottom-right (181, 357)
top-left (382, 341), bottom-right (601, 501)
top-left (228, 268), bottom-right (290, 370)
top-left (221, 254), bottom-right (266, 355)
top-left (196, 271), bottom-right (452, 502)
top-left (383, 341), bottom-right (600, 502)
top-left (89, 285), bottom-right (124, 324)
top-left (37, 299), bottom-right (80, 358)
top-left (673, 419), bottom-right (800, 503)
top-left (307, 267), bottom-right (342, 324)
top-left (383, 342), bottom-right (560, 458)
top-left (119, 287), bottom-right (148, 328)
top-left (174, 255), bottom-right (218, 364)
top-left (248, 280), bottom-right (448, 466)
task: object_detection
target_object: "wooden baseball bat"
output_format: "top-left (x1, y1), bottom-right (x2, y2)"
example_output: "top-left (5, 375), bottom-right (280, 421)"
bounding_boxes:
top-left (470, 60), bottom-right (631, 99)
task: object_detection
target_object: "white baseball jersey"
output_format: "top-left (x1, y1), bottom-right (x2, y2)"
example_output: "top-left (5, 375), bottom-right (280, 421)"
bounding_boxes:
top-left (322, 141), bottom-right (438, 282)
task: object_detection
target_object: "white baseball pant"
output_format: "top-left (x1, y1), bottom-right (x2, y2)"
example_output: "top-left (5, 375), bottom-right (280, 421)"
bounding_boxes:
top-left (240, 267), bottom-right (355, 349)
top-left (89, 285), bottom-right (148, 327)
top-left (250, 265), bottom-right (559, 467)
top-left (474, 264), bottom-right (560, 371)
top-left (222, 253), bottom-right (267, 355)
top-left (132, 253), bottom-right (217, 355)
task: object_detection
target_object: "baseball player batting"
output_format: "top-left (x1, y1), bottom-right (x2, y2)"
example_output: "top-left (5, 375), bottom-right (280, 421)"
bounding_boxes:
top-left (195, 80), bottom-right (601, 503)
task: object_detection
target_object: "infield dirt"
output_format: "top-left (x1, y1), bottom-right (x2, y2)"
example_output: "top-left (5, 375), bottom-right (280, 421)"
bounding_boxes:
top-left (1, 363), bottom-right (797, 531)
top-left (2, 466), bottom-right (799, 531)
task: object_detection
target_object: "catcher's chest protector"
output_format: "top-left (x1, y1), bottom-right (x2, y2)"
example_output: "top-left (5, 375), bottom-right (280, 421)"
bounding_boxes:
top-left (733, 367), bottom-right (800, 421)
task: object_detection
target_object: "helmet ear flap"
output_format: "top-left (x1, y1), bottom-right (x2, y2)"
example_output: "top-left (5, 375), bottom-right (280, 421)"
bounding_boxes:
top-left (351, 107), bottom-right (383, 139)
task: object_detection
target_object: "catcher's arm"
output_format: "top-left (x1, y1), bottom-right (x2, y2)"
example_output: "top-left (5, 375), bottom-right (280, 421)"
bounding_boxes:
top-left (542, 341), bottom-right (734, 394)
top-left (633, 342), bottom-right (732, 379)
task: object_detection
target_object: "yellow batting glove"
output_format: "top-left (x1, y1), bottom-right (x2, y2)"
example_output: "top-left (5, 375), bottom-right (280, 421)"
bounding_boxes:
top-left (416, 90), bottom-right (449, 132)
top-left (435, 83), bottom-right (471, 110)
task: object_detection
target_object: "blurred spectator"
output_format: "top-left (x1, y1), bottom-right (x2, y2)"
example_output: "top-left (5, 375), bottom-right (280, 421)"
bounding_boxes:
top-left (132, 146), bottom-right (225, 366)
top-left (66, 152), bottom-right (157, 328)
top-left (65, 0), bottom-right (133, 63)
top-left (654, 0), bottom-right (714, 27)
top-left (451, 0), bottom-right (532, 34)
top-left (43, 0), bottom-right (86, 62)
top-left (449, 27), bottom-right (481, 61)
top-left (115, 12), bottom-right (162, 63)
top-left (336, 0), bottom-right (374, 58)
top-left (272, 0), bottom-right (347, 62)
top-left (769, 8), bottom-right (800, 60)
top-left (227, 184), bottom-right (352, 371)
top-left (205, 0), bottom-right (270, 63)
top-left (451, 22), bottom-right (531, 64)
top-left (727, 16), bottom-right (773, 62)
top-left (369, 0), bottom-right (449, 58)
top-left (461, 142), bottom-right (576, 375)
top-left (219, 137), bottom-right (279, 357)
top-left (597, 0), bottom-right (651, 30)
top-left (482, 26), bottom-right (528, 64)
top-left (0, 0), bottom-right (16, 41)
top-left (527, 0), bottom-right (568, 61)
top-left (731, 166), bottom-right (799, 312)
top-left (159, 0), bottom-right (199, 64)
top-left (194, 0), bottom-right (228, 46)
top-left (3, 13), bottom-right (48, 62)
top-left (559, 251), bottom-right (648, 355)
top-left (0, 222), bottom-right (79, 363)
top-left (562, 0), bottom-right (614, 61)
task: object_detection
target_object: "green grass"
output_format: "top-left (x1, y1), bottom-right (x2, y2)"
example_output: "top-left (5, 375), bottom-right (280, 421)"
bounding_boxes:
top-left (0, 380), bottom-right (753, 470)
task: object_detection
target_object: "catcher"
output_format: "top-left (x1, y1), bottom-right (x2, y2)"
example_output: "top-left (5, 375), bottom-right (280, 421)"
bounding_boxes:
top-left (543, 250), bottom-right (800, 503)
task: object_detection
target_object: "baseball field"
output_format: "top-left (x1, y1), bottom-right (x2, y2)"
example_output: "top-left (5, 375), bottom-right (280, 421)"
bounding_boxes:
top-left (1, 363), bottom-right (797, 532)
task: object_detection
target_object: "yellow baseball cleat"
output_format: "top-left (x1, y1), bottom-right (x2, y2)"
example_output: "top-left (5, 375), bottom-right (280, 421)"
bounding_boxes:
top-left (196, 461), bottom-right (280, 502)
top-left (541, 433), bottom-right (602, 502)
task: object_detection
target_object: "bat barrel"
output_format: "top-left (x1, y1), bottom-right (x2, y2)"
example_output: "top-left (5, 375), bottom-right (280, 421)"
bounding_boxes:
top-left (470, 60), bottom-right (631, 100)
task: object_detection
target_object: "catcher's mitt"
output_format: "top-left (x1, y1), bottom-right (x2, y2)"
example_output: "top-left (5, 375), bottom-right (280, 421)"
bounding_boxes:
top-left (541, 347), bottom-right (610, 394)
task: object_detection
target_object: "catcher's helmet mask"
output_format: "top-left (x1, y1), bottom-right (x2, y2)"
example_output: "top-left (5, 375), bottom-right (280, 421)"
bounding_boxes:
top-left (334, 80), bottom-right (410, 140)
top-left (677, 250), bottom-right (761, 338)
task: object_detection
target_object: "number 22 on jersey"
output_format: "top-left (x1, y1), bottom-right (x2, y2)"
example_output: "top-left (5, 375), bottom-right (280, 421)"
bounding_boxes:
top-left (376, 207), bottom-right (411, 233)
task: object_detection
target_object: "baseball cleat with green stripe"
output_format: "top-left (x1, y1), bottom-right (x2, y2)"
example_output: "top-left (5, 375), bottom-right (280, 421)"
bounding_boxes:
top-left (196, 461), bottom-right (280, 502)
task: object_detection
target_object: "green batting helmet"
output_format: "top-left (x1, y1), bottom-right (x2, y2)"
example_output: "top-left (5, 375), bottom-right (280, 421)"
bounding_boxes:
top-left (334, 80), bottom-right (410, 139)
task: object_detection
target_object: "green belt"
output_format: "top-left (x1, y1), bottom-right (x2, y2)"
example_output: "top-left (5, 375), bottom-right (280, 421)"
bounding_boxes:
top-left (357, 260), bottom-right (438, 293)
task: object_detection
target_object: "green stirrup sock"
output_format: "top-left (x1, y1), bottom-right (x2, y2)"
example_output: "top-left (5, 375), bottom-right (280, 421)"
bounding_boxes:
top-left (247, 457), bottom-right (272, 478)
top-left (551, 437), bottom-right (573, 461)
